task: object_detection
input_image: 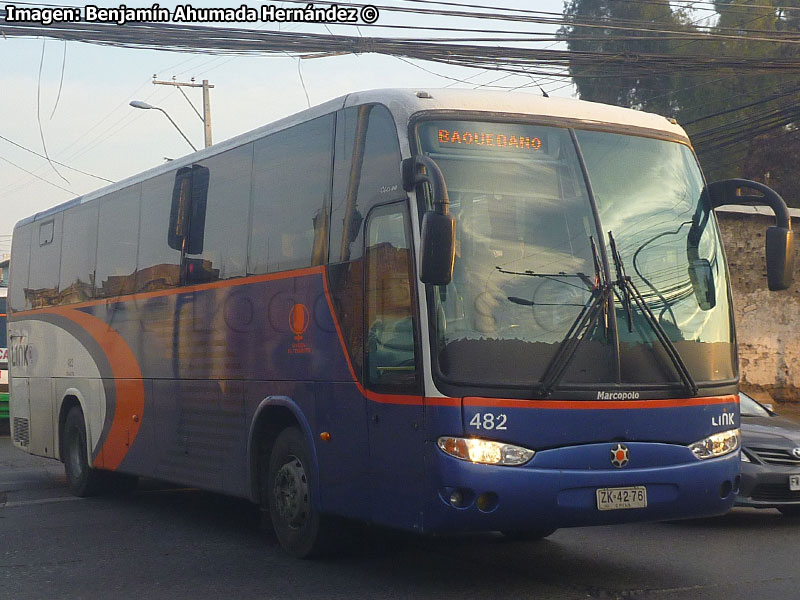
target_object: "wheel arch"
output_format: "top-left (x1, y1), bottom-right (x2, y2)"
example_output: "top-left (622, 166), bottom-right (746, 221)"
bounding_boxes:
top-left (247, 396), bottom-right (319, 505)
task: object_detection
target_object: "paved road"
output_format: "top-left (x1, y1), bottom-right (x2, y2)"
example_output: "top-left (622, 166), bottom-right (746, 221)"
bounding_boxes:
top-left (3, 434), bottom-right (800, 600)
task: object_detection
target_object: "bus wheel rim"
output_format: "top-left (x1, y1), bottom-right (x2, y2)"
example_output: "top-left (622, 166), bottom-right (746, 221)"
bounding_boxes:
top-left (273, 455), bottom-right (309, 529)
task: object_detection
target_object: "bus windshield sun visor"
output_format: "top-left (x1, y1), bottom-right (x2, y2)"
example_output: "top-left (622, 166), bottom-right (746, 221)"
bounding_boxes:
top-left (608, 231), bottom-right (699, 397)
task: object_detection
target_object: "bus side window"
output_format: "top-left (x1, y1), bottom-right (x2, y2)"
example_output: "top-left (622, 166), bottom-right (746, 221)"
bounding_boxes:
top-left (364, 203), bottom-right (418, 391)
top-left (95, 184), bottom-right (141, 299)
top-left (330, 104), bottom-right (404, 264)
top-left (249, 115), bottom-right (334, 275)
top-left (59, 203), bottom-right (98, 305)
top-left (137, 172), bottom-right (182, 292)
top-left (186, 145), bottom-right (252, 282)
top-left (27, 215), bottom-right (63, 309)
top-left (8, 224), bottom-right (32, 313)
top-left (327, 104), bottom-right (405, 384)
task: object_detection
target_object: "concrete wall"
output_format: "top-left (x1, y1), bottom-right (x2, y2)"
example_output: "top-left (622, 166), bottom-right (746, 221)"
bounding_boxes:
top-left (716, 208), bottom-right (800, 402)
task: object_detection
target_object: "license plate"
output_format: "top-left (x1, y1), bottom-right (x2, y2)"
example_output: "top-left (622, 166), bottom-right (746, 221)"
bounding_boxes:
top-left (596, 486), bottom-right (648, 511)
top-left (789, 475), bottom-right (800, 491)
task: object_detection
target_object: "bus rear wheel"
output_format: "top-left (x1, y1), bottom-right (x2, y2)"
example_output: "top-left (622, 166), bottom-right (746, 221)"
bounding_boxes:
top-left (63, 406), bottom-right (106, 497)
top-left (265, 426), bottom-right (332, 558)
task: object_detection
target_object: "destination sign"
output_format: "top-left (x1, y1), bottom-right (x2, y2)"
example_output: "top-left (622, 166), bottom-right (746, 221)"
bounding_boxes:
top-left (438, 129), bottom-right (543, 152)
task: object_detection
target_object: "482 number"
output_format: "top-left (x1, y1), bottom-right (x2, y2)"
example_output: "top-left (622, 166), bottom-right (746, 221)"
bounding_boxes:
top-left (469, 412), bottom-right (508, 431)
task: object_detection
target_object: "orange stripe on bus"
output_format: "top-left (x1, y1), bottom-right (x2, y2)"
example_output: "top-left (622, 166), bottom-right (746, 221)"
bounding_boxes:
top-left (462, 395), bottom-right (739, 410)
top-left (55, 308), bottom-right (145, 470)
top-left (12, 266), bottom-right (325, 317)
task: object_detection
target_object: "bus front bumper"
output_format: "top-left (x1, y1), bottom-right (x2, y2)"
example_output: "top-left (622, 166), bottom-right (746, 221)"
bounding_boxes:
top-left (422, 442), bottom-right (739, 533)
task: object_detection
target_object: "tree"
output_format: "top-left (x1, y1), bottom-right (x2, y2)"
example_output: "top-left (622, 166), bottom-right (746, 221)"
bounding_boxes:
top-left (560, 0), bottom-right (800, 206)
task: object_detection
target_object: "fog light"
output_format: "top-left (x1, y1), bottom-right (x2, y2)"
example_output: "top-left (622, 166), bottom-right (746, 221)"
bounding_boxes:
top-left (476, 492), bottom-right (498, 513)
top-left (450, 490), bottom-right (464, 507)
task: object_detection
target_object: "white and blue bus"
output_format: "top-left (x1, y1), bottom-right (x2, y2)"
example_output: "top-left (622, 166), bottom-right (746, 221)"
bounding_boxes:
top-left (7, 89), bottom-right (793, 557)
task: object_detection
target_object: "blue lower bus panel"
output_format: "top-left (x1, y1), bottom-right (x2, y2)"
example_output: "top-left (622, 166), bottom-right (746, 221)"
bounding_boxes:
top-left (422, 441), bottom-right (739, 532)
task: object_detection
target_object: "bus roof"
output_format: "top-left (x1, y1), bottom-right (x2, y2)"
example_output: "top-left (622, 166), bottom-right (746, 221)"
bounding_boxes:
top-left (343, 88), bottom-right (688, 140)
top-left (15, 88), bottom-right (688, 229)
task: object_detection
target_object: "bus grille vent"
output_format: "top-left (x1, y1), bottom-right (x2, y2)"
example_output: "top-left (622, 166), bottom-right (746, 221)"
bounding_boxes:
top-left (12, 417), bottom-right (30, 447)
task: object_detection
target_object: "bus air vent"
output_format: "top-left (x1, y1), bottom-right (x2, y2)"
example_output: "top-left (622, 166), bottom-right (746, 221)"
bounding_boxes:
top-left (12, 417), bottom-right (30, 447)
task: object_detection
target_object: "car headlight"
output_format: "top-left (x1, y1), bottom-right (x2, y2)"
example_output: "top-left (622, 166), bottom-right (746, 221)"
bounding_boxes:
top-left (437, 437), bottom-right (535, 466)
top-left (688, 429), bottom-right (740, 460)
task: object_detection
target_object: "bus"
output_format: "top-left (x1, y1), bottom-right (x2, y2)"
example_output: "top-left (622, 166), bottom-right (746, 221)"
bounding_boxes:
top-left (0, 286), bottom-right (7, 426)
top-left (7, 89), bottom-right (794, 557)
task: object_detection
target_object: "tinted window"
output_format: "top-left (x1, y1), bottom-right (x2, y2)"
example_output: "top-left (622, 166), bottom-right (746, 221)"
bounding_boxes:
top-left (8, 224), bottom-right (32, 312)
top-left (249, 115), bottom-right (333, 274)
top-left (96, 184), bottom-right (141, 298)
top-left (138, 172), bottom-right (182, 292)
top-left (364, 203), bottom-right (418, 391)
top-left (330, 104), bottom-right (403, 263)
top-left (740, 392), bottom-right (771, 417)
top-left (575, 130), bottom-right (734, 384)
top-left (59, 203), bottom-right (98, 304)
top-left (28, 215), bottom-right (62, 308)
top-left (187, 144), bottom-right (253, 281)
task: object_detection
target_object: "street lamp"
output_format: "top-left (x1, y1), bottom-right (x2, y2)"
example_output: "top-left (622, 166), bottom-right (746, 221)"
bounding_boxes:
top-left (129, 100), bottom-right (197, 151)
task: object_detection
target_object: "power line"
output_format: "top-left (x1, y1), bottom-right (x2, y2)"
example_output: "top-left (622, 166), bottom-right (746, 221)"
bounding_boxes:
top-left (0, 134), bottom-right (115, 182)
top-left (0, 153), bottom-right (75, 195)
top-left (36, 38), bottom-right (69, 183)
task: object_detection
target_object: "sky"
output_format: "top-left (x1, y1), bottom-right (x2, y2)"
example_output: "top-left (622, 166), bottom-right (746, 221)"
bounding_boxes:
top-left (0, 0), bottom-right (573, 257)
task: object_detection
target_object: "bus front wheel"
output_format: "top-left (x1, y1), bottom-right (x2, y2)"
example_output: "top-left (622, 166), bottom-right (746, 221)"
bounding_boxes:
top-left (62, 406), bottom-right (107, 497)
top-left (265, 426), bottom-right (332, 558)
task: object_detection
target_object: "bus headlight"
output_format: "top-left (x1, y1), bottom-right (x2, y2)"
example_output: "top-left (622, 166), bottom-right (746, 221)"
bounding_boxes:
top-left (688, 429), bottom-right (740, 460)
top-left (437, 437), bottom-right (535, 466)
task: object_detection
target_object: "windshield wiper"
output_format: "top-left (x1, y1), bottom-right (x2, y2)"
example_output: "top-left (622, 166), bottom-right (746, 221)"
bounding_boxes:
top-left (608, 231), bottom-right (699, 396)
top-left (495, 266), bottom-right (595, 291)
top-left (537, 236), bottom-right (611, 397)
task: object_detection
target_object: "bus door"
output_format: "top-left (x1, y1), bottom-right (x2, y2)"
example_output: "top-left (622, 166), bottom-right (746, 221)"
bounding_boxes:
top-left (364, 202), bottom-right (425, 530)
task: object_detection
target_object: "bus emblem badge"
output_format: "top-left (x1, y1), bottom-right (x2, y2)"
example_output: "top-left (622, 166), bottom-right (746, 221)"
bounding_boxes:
top-left (289, 304), bottom-right (310, 340)
top-left (288, 304), bottom-right (312, 355)
top-left (610, 444), bottom-right (629, 468)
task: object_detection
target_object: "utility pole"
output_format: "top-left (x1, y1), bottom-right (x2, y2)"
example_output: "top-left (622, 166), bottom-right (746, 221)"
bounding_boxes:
top-left (152, 76), bottom-right (214, 148)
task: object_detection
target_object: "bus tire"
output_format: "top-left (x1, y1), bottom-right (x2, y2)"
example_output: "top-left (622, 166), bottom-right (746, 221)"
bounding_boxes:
top-left (501, 528), bottom-right (557, 541)
top-left (62, 406), bottom-right (106, 497)
top-left (265, 426), bottom-right (332, 558)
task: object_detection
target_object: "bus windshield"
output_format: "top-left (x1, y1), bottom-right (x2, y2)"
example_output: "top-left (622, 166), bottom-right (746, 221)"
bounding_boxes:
top-left (417, 120), bottom-right (734, 393)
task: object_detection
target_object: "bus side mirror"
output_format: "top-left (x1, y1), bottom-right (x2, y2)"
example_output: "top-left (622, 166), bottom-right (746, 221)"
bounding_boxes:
top-left (687, 258), bottom-right (715, 310)
top-left (402, 155), bottom-right (455, 285)
top-left (168, 165), bottom-right (210, 254)
top-left (707, 178), bottom-right (794, 291)
top-left (420, 212), bottom-right (456, 285)
top-left (168, 167), bottom-right (193, 251)
top-left (187, 165), bottom-right (209, 255)
top-left (766, 226), bottom-right (794, 291)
